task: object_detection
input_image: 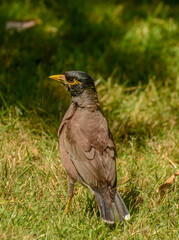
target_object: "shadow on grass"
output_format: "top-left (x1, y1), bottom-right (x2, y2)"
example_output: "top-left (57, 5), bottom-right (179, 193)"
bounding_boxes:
top-left (84, 183), bottom-right (142, 225)
top-left (122, 184), bottom-right (143, 215)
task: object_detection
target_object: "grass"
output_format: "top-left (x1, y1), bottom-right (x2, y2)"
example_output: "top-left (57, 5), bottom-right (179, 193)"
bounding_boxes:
top-left (0, 0), bottom-right (179, 239)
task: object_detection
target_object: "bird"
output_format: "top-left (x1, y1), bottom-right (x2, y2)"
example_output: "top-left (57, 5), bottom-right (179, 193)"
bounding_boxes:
top-left (49, 71), bottom-right (130, 224)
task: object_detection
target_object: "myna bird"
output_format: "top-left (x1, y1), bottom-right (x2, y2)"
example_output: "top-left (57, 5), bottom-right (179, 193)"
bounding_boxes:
top-left (49, 71), bottom-right (130, 224)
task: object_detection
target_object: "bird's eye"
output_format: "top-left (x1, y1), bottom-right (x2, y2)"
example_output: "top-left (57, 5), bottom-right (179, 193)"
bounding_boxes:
top-left (66, 77), bottom-right (82, 86)
top-left (67, 78), bottom-right (75, 83)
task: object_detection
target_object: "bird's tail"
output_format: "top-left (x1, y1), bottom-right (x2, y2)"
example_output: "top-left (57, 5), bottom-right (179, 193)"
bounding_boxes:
top-left (94, 190), bottom-right (130, 224)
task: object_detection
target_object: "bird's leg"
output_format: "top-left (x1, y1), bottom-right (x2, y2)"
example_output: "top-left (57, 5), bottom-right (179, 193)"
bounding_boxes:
top-left (65, 177), bottom-right (74, 214)
top-left (95, 201), bottom-right (98, 212)
top-left (92, 195), bottom-right (98, 212)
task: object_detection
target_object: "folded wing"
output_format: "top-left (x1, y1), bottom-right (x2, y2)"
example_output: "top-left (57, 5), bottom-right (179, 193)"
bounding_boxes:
top-left (62, 108), bottom-right (117, 190)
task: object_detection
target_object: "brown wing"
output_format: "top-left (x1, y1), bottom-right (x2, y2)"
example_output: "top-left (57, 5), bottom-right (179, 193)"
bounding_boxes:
top-left (62, 108), bottom-right (116, 189)
top-left (58, 102), bottom-right (77, 136)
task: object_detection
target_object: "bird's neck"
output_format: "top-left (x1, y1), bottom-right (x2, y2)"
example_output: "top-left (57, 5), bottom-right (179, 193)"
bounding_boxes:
top-left (71, 88), bottom-right (99, 110)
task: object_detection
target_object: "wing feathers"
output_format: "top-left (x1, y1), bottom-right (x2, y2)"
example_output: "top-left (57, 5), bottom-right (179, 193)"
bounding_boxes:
top-left (106, 147), bottom-right (115, 158)
top-left (62, 108), bottom-right (116, 189)
top-left (83, 146), bottom-right (95, 160)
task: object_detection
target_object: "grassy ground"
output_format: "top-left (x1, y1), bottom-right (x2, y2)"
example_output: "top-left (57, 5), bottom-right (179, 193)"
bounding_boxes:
top-left (0, 0), bottom-right (179, 239)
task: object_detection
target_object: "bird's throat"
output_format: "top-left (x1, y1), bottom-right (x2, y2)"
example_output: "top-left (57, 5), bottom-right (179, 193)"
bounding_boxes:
top-left (71, 88), bottom-right (99, 110)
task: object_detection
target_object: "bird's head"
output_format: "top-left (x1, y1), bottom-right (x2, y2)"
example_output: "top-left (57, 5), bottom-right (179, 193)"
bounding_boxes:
top-left (49, 71), bottom-right (96, 97)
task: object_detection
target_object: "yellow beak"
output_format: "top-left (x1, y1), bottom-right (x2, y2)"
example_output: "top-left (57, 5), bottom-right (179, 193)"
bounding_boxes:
top-left (49, 74), bottom-right (67, 84)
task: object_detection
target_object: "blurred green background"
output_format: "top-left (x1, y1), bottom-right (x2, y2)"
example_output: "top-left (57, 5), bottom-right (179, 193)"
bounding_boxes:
top-left (0, 0), bottom-right (178, 120)
top-left (0, 0), bottom-right (178, 239)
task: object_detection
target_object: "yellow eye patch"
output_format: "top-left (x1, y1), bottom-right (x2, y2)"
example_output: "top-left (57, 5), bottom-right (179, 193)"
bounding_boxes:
top-left (68, 79), bottom-right (82, 86)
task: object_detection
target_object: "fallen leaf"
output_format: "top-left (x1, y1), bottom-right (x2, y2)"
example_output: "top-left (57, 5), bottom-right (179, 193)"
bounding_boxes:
top-left (157, 171), bottom-right (179, 195)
